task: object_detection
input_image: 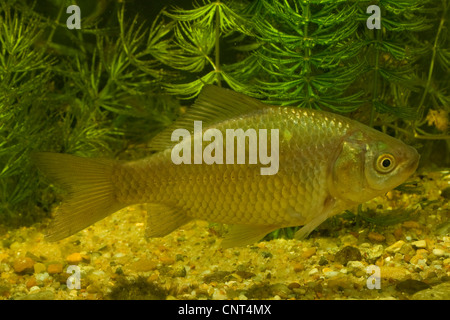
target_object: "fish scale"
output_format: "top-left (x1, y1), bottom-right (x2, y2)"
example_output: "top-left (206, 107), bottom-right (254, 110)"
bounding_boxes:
top-left (33, 85), bottom-right (419, 246)
top-left (112, 107), bottom-right (352, 227)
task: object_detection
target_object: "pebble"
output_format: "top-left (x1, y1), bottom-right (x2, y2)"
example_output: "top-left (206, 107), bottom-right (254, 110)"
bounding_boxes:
top-left (160, 256), bottom-right (175, 265)
top-left (432, 248), bottom-right (445, 257)
top-left (363, 244), bottom-right (384, 261)
top-left (322, 269), bottom-right (339, 278)
top-left (340, 234), bottom-right (358, 246)
top-left (288, 282), bottom-right (301, 289)
top-left (13, 257), bottom-right (34, 273)
top-left (302, 247), bottom-right (316, 259)
top-left (399, 243), bottom-right (415, 256)
top-left (29, 286), bottom-right (40, 293)
top-left (47, 263), bottom-right (64, 274)
top-left (35, 272), bottom-right (49, 284)
top-left (347, 261), bottom-right (365, 271)
top-left (368, 232), bottom-right (385, 243)
top-left (26, 277), bottom-right (37, 289)
top-left (293, 263), bottom-right (304, 272)
top-left (308, 268), bottom-right (319, 276)
top-left (130, 259), bottom-right (158, 272)
top-left (173, 266), bottom-right (187, 278)
top-left (0, 253), bottom-right (8, 263)
top-left (66, 253), bottom-right (83, 264)
top-left (385, 240), bottom-right (405, 254)
top-left (33, 263), bottom-right (46, 274)
top-left (381, 266), bottom-right (410, 281)
top-left (411, 240), bottom-right (427, 248)
top-left (334, 246), bottom-right (362, 265)
top-left (318, 256), bottom-right (328, 266)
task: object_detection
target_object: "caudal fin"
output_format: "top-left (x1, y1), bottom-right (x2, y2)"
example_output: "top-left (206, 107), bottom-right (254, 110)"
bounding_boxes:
top-left (32, 152), bottom-right (125, 241)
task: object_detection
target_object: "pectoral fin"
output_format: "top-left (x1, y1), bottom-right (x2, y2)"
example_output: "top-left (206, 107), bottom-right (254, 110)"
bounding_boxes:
top-left (294, 196), bottom-right (335, 240)
top-left (145, 204), bottom-right (192, 238)
top-left (294, 215), bottom-right (327, 240)
top-left (221, 224), bottom-right (278, 248)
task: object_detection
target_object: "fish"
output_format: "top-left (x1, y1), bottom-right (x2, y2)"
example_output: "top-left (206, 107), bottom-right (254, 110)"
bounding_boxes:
top-left (33, 85), bottom-right (420, 247)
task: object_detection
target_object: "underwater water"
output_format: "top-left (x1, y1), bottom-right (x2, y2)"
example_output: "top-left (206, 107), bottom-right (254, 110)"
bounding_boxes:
top-left (0, 0), bottom-right (449, 302)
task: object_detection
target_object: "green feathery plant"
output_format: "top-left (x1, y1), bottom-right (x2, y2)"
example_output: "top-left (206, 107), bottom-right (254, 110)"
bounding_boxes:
top-left (154, 0), bottom-right (449, 140)
top-left (247, 0), bottom-right (366, 110)
top-left (0, 2), bottom-right (58, 225)
top-left (0, 0), bottom-right (180, 226)
top-left (159, 0), bottom-right (256, 98)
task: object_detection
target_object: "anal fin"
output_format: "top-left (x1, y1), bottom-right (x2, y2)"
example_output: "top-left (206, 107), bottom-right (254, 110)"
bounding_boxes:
top-left (145, 204), bottom-right (192, 238)
top-left (221, 224), bottom-right (278, 248)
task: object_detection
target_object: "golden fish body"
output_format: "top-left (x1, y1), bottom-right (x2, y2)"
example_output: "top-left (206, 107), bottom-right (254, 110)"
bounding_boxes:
top-left (34, 86), bottom-right (419, 246)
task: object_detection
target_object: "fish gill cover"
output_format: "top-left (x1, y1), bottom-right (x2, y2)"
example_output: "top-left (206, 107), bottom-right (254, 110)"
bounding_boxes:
top-left (0, 0), bottom-right (448, 231)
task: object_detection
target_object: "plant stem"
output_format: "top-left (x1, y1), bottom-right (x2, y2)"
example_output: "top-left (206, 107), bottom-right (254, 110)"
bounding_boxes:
top-left (46, 4), bottom-right (64, 46)
top-left (370, 29), bottom-right (381, 127)
top-left (416, 1), bottom-right (447, 118)
top-left (215, 1), bottom-right (221, 87)
top-left (304, 1), bottom-right (311, 108)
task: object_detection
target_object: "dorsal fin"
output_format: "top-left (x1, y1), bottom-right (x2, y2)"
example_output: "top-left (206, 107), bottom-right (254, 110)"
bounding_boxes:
top-left (148, 85), bottom-right (269, 151)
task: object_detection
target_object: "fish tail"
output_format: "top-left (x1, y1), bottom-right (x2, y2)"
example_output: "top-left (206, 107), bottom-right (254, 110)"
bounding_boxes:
top-left (32, 152), bottom-right (125, 241)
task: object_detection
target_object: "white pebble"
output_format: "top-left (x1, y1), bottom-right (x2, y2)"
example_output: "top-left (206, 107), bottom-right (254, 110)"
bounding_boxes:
top-left (308, 268), bottom-right (319, 276)
top-left (324, 271), bottom-right (339, 278)
top-left (36, 272), bottom-right (49, 283)
top-left (347, 261), bottom-right (365, 270)
top-left (29, 286), bottom-right (40, 293)
top-left (433, 248), bottom-right (445, 257)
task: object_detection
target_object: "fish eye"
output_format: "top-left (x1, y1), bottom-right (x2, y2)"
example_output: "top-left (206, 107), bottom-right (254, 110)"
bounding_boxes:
top-left (375, 154), bottom-right (396, 173)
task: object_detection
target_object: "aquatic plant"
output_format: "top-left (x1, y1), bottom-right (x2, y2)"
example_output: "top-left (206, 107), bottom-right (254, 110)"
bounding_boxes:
top-left (0, 1), bottom-right (179, 225)
top-left (156, 0), bottom-right (449, 139)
